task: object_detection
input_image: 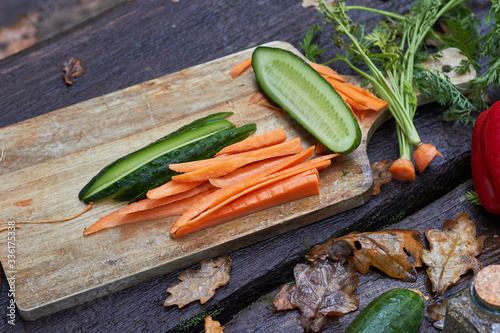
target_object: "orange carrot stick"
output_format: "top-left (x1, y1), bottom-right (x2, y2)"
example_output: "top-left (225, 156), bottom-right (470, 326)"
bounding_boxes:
top-left (167, 153), bottom-right (242, 174)
top-left (171, 137), bottom-right (304, 183)
top-left (228, 57), bottom-right (252, 78)
top-left (170, 155), bottom-right (337, 237)
top-left (309, 62), bottom-right (347, 82)
top-left (146, 180), bottom-right (205, 200)
top-left (324, 77), bottom-right (388, 111)
top-left (215, 128), bottom-right (287, 156)
top-left (390, 158), bottom-right (416, 182)
top-left (83, 188), bottom-right (217, 236)
top-left (134, 182), bottom-right (214, 209)
top-left (413, 143), bottom-right (443, 173)
top-left (172, 170), bottom-right (320, 238)
top-left (210, 146), bottom-right (315, 188)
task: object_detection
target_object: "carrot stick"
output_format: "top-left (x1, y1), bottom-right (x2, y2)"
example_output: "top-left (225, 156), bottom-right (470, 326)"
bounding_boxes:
top-left (309, 62), bottom-right (347, 82)
top-left (172, 170), bottom-right (320, 238)
top-left (170, 137), bottom-right (304, 183)
top-left (315, 141), bottom-right (327, 154)
top-left (413, 143), bottom-right (443, 173)
top-left (390, 158), bottom-right (416, 182)
top-left (324, 77), bottom-right (388, 111)
top-left (146, 180), bottom-right (205, 200)
top-left (132, 182), bottom-right (214, 210)
top-left (228, 57), bottom-right (252, 78)
top-left (167, 153), bottom-right (242, 174)
top-left (170, 154), bottom-right (337, 238)
top-left (215, 128), bottom-right (287, 156)
top-left (210, 146), bottom-right (315, 188)
top-left (83, 188), bottom-right (218, 236)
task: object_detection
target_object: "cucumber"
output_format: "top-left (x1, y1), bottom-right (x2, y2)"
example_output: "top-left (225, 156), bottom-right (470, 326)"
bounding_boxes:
top-left (252, 46), bottom-right (361, 154)
top-left (346, 288), bottom-right (425, 333)
top-left (79, 112), bottom-right (256, 203)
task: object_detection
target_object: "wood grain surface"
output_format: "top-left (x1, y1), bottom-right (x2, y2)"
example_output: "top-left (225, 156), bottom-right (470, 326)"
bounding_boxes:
top-left (0, 0), bottom-right (497, 332)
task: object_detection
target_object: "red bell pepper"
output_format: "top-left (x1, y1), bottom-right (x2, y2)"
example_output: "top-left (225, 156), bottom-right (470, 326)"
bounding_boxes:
top-left (471, 101), bottom-right (500, 215)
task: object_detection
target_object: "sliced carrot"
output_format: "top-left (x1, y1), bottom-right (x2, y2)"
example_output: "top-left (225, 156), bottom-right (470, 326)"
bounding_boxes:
top-left (390, 158), bottom-right (416, 182)
top-left (146, 180), bottom-right (205, 200)
top-left (413, 143), bottom-right (443, 173)
top-left (315, 141), bottom-right (327, 154)
top-left (309, 62), bottom-right (347, 82)
top-left (324, 77), bottom-right (388, 111)
top-left (249, 94), bottom-right (263, 104)
top-left (83, 188), bottom-right (218, 236)
top-left (172, 170), bottom-right (320, 238)
top-left (215, 128), bottom-right (287, 156)
top-left (170, 137), bottom-right (304, 183)
top-left (131, 182), bottom-right (214, 210)
top-left (210, 146), bottom-right (315, 188)
top-left (228, 57), bottom-right (252, 79)
top-left (168, 153), bottom-right (242, 174)
top-left (170, 154), bottom-right (337, 238)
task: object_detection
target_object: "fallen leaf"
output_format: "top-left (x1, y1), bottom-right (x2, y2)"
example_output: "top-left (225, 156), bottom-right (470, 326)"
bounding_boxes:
top-left (426, 300), bottom-right (447, 330)
top-left (164, 255), bottom-right (232, 308)
top-left (371, 160), bottom-right (393, 195)
top-left (62, 58), bottom-right (86, 85)
top-left (274, 242), bottom-right (359, 332)
top-left (421, 212), bottom-right (485, 295)
top-left (204, 315), bottom-right (224, 333)
top-left (309, 229), bottom-right (424, 282)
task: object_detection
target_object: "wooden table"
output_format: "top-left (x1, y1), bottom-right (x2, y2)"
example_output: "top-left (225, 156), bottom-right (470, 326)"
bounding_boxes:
top-left (0, 0), bottom-right (498, 332)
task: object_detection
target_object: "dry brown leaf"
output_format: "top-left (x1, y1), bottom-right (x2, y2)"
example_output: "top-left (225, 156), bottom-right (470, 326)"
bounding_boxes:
top-left (371, 160), bottom-right (393, 195)
top-left (62, 58), bottom-right (86, 85)
top-left (204, 315), bottom-right (224, 333)
top-left (274, 242), bottom-right (358, 332)
top-left (421, 212), bottom-right (485, 295)
top-left (164, 255), bottom-right (232, 308)
top-left (309, 229), bottom-right (424, 282)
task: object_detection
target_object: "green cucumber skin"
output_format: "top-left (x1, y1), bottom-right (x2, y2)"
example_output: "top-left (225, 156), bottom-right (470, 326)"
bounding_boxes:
top-left (252, 46), bottom-right (361, 154)
top-left (80, 123), bottom-right (256, 203)
top-left (346, 288), bottom-right (425, 333)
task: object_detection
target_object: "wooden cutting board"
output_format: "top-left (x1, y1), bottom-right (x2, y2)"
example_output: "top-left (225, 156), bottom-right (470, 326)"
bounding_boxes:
top-left (0, 41), bottom-right (474, 321)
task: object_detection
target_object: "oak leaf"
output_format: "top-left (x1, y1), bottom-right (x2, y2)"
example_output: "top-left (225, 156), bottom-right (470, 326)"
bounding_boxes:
top-left (308, 229), bottom-right (424, 282)
top-left (62, 58), bottom-right (86, 85)
top-left (164, 256), bottom-right (232, 308)
top-left (204, 315), bottom-right (224, 333)
top-left (371, 160), bottom-right (393, 195)
top-left (274, 243), bottom-right (359, 332)
top-left (421, 212), bottom-right (484, 295)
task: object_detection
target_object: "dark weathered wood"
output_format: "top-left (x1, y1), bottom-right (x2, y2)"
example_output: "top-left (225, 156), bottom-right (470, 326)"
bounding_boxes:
top-left (0, 0), bottom-right (497, 332)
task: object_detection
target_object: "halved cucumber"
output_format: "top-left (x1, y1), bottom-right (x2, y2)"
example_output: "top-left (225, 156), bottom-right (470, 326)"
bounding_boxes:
top-left (79, 112), bottom-right (255, 203)
top-left (252, 46), bottom-right (361, 154)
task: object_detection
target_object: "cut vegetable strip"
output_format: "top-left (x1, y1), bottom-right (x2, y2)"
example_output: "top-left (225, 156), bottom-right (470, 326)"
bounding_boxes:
top-left (146, 180), bottom-right (205, 200)
top-left (83, 188), bottom-right (217, 236)
top-left (228, 57), bottom-right (252, 78)
top-left (210, 146), bottom-right (315, 188)
top-left (167, 153), bottom-right (240, 174)
top-left (126, 182), bottom-right (214, 212)
top-left (215, 128), bottom-right (287, 156)
top-left (309, 62), bottom-right (347, 82)
top-left (172, 170), bottom-right (320, 238)
top-left (170, 155), bottom-right (336, 238)
top-left (170, 137), bottom-right (304, 183)
top-left (324, 77), bottom-right (388, 111)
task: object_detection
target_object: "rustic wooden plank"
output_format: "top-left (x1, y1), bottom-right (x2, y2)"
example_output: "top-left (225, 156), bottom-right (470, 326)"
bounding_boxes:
top-left (222, 180), bottom-right (500, 333)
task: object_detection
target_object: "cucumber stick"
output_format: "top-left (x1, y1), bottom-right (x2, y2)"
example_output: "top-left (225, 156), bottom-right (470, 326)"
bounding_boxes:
top-left (79, 113), bottom-right (256, 203)
top-left (346, 288), bottom-right (425, 333)
top-left (252, 46), bottom-right (361, 154)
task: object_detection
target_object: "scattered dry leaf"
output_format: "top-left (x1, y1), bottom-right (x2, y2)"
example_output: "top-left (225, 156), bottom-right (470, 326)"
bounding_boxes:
top-left (164, 255), bottom-right (232, 308)
top-left (204, 315), bottom-right (224, 333)
top-left (274, 242), bottom-right (358, 332)
top-left (421, 212), bottom-right (485, 295)
top-left (62, 58), bottom-right (86, 85)
top-left (309, 229), bottom-right (424, 282)
top-left (371, 160), bottom-right (393, 195)
top-left (426, 300), bottom-right (447, 330)
top-left (0, 13), bottom-right (40, 60)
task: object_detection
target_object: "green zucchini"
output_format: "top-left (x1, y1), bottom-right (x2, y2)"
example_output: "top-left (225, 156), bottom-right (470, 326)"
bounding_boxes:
top-left (252, 46), bottom-right (361, 154)
top-left (346, 288), bottom-right (425, 333)
top-left (79, 112), bottom-right (256, 203)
